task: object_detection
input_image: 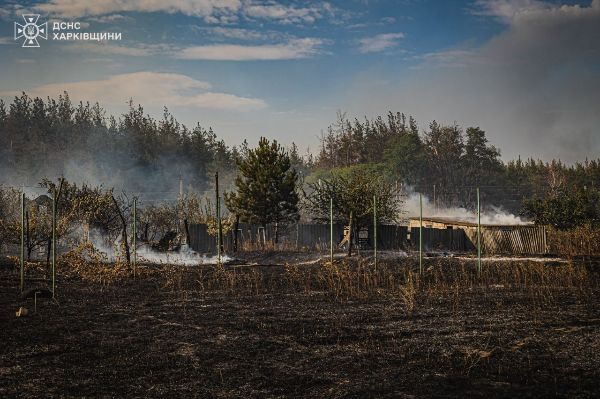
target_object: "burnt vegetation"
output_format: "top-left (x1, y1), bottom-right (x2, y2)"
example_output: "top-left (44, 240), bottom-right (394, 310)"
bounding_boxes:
top-left (1, 256), bottom-right (599, 397)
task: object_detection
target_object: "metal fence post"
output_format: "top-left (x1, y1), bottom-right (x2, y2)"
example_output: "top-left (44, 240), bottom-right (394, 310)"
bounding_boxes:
top-left (419, 193), bottom-right (423, 275)
top-left (216, 172), bottom-right (221, 264)
top-left (373, 195), bottom-right (377, 270)
top-left (477, 187), bottom-right (481, 276)
top-left (20, 191), bottom-right (25, 293)
top-left (330, 197), bottom-right (333, 264)
top-left (52, 188), bottom-right (56, 298)
top-left (132, 197), bottom-right (137, 277)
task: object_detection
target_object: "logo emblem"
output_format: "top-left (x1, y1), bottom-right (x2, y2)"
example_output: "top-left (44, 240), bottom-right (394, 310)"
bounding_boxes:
top-left (14, 14), bottom-right (47, 48)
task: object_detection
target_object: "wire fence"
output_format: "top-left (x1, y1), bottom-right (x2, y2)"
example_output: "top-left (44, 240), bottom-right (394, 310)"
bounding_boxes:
top-left (1, 178), bottom-right (558, 298)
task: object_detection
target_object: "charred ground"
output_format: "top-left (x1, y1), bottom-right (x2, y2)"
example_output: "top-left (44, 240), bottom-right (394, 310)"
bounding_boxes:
top-left (1, 253), bottom-right (599, 398)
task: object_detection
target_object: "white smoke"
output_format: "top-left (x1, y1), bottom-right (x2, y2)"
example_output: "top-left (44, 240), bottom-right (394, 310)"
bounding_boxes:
top-left (402, 190), bottom-right (529, 225)
top-left (136, 243), bottom-right (230, 266)
top-left (88, 229), bottom-right (229, 265)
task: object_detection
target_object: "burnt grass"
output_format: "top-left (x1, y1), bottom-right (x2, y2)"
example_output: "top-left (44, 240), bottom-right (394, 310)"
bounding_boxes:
top-left (1, 254), bottom-right (599, 398)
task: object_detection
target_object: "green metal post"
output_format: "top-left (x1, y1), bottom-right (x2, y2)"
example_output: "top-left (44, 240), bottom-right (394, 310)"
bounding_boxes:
top-left (52, 188), bottom-right (56, 298)
top-left (419, 193), bottom-right (423, 275)
top-left (330, 197), bottom-right (333, 264)
top-left (216, 172), bottom-right (221, 264)
top-left (218, 206), bottom-right (223, 252)
top-left (20, 191), bottom-right (25, 293)
top-left (373, 195), bottom-right (377, 270)
top-left (477, 187), bottom-right (481, 275)
top-left (218, 196), bottom-right (222, 264)
top-left (132, 197), bottom-right (137, 277)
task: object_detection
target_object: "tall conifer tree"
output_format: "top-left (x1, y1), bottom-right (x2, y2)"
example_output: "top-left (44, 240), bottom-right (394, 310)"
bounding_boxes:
top-left (225, 137), bottom-right (299, 242)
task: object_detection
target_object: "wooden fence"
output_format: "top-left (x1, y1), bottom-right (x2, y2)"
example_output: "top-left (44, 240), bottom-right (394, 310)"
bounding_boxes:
top-left (463, 225), bottom-right (547, 255)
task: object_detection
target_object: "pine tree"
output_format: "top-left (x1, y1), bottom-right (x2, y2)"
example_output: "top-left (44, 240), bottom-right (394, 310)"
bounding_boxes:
top-left (225, 137), bottom-right (299, 242)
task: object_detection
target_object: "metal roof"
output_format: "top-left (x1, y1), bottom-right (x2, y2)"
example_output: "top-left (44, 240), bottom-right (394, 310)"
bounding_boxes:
top-left (408, 216), bottom-right (533, 228)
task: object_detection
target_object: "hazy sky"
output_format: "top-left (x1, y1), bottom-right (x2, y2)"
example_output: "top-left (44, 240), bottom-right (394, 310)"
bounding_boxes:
top-left (0, 0), bottom-right (598, 162)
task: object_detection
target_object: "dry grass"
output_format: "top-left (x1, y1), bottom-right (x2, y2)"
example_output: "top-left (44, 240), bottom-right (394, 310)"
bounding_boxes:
top-left (57, 242), bottom-right (155, 284)
top-left (238, 238), bottom-right (314, 252)
top-left (548, 224), bottom-right (600, 258)
top-left (15, 244), bottom-right (591, 312)
top-left (156, 256), bottom-right (595, 314)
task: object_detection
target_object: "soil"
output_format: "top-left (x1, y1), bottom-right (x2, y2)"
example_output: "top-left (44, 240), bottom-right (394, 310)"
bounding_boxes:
top-left (1, 253), bottom-right (599, 398)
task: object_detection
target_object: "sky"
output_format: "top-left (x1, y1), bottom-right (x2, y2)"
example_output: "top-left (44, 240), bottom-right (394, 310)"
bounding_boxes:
top-left (0, 0), bottom-right (599, 163)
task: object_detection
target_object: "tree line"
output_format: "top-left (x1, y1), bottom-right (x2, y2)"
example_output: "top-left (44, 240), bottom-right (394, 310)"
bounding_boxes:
top-left (314, 111), bottom-right (600, 227)
top-left (1, 92), bottom-right (599, 231)
top-left (0, 92), bottom-right (234, 193)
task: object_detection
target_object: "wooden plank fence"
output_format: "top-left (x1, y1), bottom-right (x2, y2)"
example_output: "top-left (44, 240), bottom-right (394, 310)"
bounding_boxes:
top-left (463, 225), bottom-right (547, 255)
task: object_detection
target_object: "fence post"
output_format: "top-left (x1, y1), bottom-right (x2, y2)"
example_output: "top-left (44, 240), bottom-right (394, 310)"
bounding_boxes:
top-left (373, 195), bottom-right (377, 270)
top-left (132, 197), bottom-right (137, 277)
top-left (419, 192), bottom-right (423, 275)
top-left (477, 187), bottom-right (481, 275)
top-left (52, 188), bottom-right (56, 298)
top-left (215, 172), bottom-right (221, 264)
top-left (330, 197), bottom-right (333, 264)
top-left (20, 191), bottom-right (25, 293)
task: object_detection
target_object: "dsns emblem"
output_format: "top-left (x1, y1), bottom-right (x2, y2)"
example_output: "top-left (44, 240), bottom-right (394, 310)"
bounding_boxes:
top-left (14, 14), bottom-right (48, 48)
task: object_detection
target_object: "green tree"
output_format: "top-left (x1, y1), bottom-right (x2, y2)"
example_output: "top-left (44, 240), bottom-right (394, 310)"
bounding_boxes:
top-left (225, 137), bottom-right (299, 243)
top-left (522, 186), bottom-right (600, 230)
top-left (304, 165), bottom-right (402, 256)
top-left (383, 130), bottom-right (426, 186)
top-left (463, 127), bottom-right (502, 185)
top-left (423, 121), bottom-right (464, 205)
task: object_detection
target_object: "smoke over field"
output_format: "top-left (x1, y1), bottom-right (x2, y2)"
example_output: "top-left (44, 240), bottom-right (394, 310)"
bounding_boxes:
top-left (0, 93), bottom-right (235, 196)
top-left (403, 190), bottom-right (528, 225)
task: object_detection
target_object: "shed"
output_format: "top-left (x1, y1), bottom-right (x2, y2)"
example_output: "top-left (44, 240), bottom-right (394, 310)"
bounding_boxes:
top-left (407, 216), bottom-right (547, 255)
